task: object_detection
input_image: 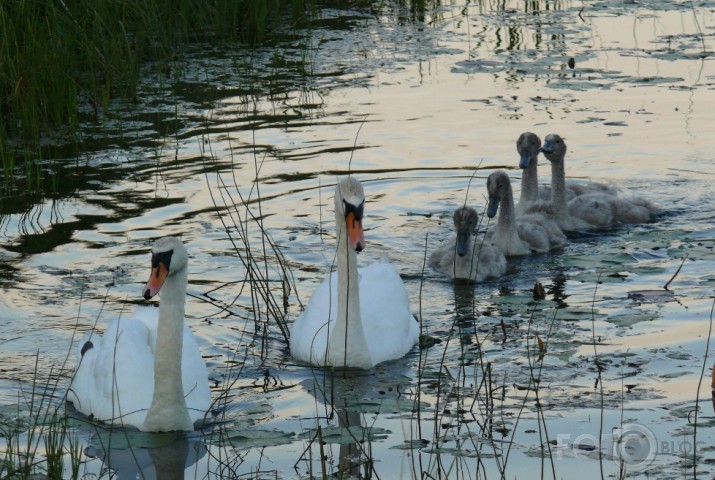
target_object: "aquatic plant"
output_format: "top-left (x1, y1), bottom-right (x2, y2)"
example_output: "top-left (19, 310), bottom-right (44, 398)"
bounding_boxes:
top-left (0, 358), bottom-right (81, 480)
top-left (0, 0), bottom-right (349, 194)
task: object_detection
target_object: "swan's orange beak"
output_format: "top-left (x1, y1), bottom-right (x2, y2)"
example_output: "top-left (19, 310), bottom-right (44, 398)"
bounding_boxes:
top-left (143, 262), bottom-right (169, 299)
top-left (346, 211), bottom-right (365, 252)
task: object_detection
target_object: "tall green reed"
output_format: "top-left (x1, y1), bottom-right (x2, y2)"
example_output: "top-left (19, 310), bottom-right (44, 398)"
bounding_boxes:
top-left (0, 359), bottom-right (81, 480)
top-left (0, 0), bottom-right (332, 194)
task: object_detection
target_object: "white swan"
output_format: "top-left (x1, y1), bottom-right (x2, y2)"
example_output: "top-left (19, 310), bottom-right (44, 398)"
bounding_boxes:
top-left (540, 133), bottom-right (657, 227)
top-left (289, 177), bottom-right (419, 369)
top-left (429, 206), bottom-right (507, 282)
top-left (67, 237), bottom-right (211, 432)
top-left (486, 170), bottom-right (561, 256)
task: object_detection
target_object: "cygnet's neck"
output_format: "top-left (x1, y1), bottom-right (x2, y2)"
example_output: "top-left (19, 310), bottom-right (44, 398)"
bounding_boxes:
top-left (454, 229), bottom-right (479, 280)
top-left (497, 186), bottom-right (518, 234)
top-left (519, 155), bottom-right (539, 209)
top-left (549, 153), bottom-right (568, 215)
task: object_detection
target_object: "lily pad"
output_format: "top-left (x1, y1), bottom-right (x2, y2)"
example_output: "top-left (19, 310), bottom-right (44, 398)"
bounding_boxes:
top-left (390, 438), bottom-right (430, 450)
top-left (91, 430), bottom-right (185, 450)
top-left (627, 289), bottom-right (675, 303)
top-left (659, 371), bottom-right (691, 379)
top-left (205, 429), bottom-right (295, 448)
top-left (605, 311), bottom-right (658, 328)
top-left (561, 251), bottom-right (636, 269)
top-left (299, 425), bottom-right (390, 445)
top-left (343, 397), bottom-right (427, 415)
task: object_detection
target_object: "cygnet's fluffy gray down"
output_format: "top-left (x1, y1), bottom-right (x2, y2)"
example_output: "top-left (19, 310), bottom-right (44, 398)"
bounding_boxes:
top-left (514, 132), bottom-right (569, 246)
top-left (486, 170), bottom-right (565, 256)
top-left (539, 133), bottom-right (658, 228)
top-left (430, 206), bottom-right (507, 282)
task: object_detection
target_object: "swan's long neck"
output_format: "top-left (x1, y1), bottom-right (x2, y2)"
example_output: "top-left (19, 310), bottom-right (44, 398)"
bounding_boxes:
top-left (143, 266), bottom-right (192, 431)
top-left (328, 212), bottom-right (372, 369)
top-left (549, 154), bottom-right (568, 215)
top-left (519, 156), bottom-right (539, 209)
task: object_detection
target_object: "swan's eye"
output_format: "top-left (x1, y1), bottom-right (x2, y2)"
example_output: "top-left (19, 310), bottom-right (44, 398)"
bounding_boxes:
top-left (151, 250), bottom-right (173, 271)
top-left (343, 200), bottom-right (364, 221)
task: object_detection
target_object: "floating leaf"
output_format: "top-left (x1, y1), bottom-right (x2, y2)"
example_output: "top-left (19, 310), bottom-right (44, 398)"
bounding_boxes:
top-left (420, 335), bottom-right (442, 349)
top-left (627, 289), bottom-right (675, 303)
top-left (605, 311), bottom-right (658, 327)
top-left (205, 429), bottom-right (294, 448)
top-left (390, 439), bottom-right (430, 450)
top-left (300, 425), bottom-right (390, 445)
top-left (659, 371), bottom-right (690, 379)
top-left (91, 431), bottom-right (180, 450)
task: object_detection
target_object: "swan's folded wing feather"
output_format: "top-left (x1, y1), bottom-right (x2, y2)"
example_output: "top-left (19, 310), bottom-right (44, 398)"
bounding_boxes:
top-left (358, 262), bottom-right (419, 365)
top-left (68, 315), bottom-right (156, 428)
top-left (289, 271), bottom-right (338, 366)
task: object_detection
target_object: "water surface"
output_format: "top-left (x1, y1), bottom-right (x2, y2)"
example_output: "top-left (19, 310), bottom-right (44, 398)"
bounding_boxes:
top-left (1, 1), bottom-right (715, 478)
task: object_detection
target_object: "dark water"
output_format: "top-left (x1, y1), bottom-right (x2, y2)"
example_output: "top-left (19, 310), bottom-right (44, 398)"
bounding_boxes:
top-left (1, 1), bottom-right (715, 478)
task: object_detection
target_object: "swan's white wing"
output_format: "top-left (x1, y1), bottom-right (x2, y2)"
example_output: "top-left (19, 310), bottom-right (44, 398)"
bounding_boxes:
top-left (177, 325), bottom-right (212, 424)
top-left (68, 313), bottom-right (156, 428)
top-left (475, 243), bottom-right (507, 281)
top-left (289, 271), bottom-right (338, 366)
top-left (568, 194), bottom-right (614, 228)
top-left (610, 196), bottom-right (657, 224)
top-left (566, 179), bottom-right (620, 197)
top-left (358, 262), bottom-right (419, 366)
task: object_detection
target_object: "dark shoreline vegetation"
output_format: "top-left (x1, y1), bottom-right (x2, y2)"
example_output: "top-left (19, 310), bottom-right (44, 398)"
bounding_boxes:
top-left (2, 0), bottom-right (416, 196)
